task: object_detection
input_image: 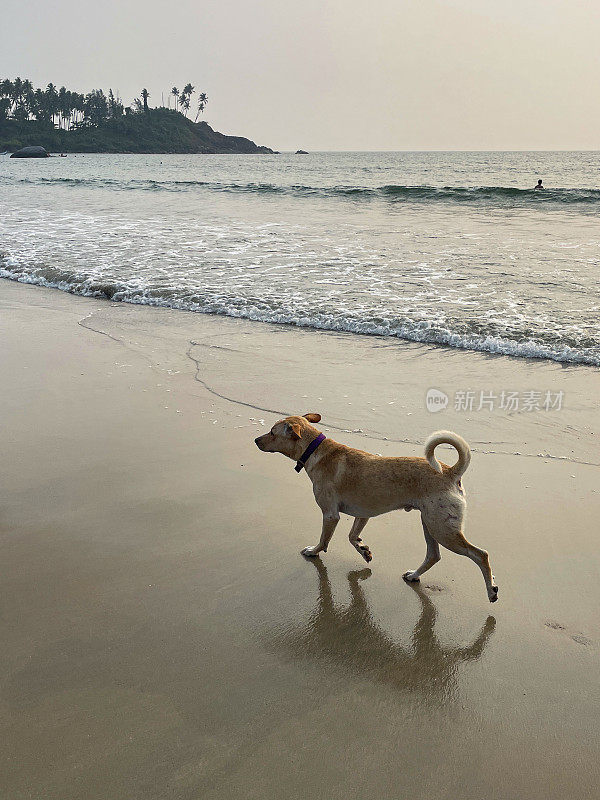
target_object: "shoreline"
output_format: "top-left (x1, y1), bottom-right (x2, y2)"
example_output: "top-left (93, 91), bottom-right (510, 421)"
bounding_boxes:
top-left (1, 279), bottom-right (599, 799)
top-left (1, 271), bottom-right (598, 369)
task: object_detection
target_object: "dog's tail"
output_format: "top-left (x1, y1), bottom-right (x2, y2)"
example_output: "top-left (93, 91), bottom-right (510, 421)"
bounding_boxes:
top-left (425, 430), bottom-right (471, 480)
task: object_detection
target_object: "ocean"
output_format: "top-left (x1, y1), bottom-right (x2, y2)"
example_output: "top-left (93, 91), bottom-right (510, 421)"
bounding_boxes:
top-left (1, 151), bottom-right (599, 366)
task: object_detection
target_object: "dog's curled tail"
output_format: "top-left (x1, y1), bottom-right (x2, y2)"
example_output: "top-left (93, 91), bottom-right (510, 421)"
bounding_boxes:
top-left (425, 430), bottom-right (471, 480)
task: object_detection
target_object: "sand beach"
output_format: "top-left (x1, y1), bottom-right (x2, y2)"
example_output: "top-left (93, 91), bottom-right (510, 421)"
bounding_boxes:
top-left (1, 279), bottom-right (599, 799)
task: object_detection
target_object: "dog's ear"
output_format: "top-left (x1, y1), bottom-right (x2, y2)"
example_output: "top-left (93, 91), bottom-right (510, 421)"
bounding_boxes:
top-left (286, 422), bottom-right (302, 439)
top-left (303, 413), bottom-right (321, 424)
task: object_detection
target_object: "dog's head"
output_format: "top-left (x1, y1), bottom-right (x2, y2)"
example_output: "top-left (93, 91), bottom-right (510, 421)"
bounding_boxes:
top-left (254, 413), bottom-right (322, 459)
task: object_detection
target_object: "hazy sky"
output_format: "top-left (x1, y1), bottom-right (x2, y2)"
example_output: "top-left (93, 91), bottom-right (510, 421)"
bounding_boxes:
top-left (3, 0), bottom-right (599, 151)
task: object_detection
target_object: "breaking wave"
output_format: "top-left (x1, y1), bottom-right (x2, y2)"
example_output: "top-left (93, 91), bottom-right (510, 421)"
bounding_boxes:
top-left (1, 256), bottom-right (599, 366)
top-left (4, 175), bottom-right (600, 206)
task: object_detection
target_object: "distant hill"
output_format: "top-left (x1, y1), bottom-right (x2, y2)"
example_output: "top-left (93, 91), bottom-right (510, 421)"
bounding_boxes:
top-left (0, 108), bottom-right (274, 154)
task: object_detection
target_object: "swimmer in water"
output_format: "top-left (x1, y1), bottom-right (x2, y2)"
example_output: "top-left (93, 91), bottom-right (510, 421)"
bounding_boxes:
top-left (534, 179), bottom-right (543, 190)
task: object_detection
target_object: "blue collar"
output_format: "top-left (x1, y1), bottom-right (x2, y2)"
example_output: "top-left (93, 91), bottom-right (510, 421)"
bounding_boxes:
top-left (295, 433), bottom-right (326, 472)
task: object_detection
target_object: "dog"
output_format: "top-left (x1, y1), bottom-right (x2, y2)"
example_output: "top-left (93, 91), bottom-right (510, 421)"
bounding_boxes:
top-left (255, 413), bottom-right (498, 603)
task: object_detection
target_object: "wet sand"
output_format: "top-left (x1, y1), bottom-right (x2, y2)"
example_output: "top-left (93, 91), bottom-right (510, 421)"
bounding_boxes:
top-left (1, 280), bottom-right (599, 800)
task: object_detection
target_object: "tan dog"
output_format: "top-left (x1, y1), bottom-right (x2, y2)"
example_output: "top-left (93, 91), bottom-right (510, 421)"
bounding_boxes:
top-left (255, 414), bottom-right (498, 603)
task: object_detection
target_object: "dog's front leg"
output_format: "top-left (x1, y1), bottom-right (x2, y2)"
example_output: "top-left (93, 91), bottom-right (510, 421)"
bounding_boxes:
top-left (301, 514), bottom-right (339, 557)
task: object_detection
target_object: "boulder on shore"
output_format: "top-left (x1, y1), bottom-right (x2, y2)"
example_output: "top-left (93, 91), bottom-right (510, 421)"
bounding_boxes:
top-left (10, 146), bottom-right (49, 158)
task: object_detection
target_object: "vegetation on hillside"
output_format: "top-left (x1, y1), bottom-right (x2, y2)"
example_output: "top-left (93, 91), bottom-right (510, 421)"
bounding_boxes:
top-left (0, 77), bottom-right (270, 154)
top-left (0, 78), bottom-right (207, 129)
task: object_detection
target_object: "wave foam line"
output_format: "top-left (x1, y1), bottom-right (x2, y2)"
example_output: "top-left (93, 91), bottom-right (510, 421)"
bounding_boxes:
top-left (1, 262), bottom-right (598, 367)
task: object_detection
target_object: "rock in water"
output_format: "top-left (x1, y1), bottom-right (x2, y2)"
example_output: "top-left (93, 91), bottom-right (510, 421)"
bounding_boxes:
top-left (295, 149), bottom-right (309, 154)
top-left (10, 146), bottom-right (50, 158)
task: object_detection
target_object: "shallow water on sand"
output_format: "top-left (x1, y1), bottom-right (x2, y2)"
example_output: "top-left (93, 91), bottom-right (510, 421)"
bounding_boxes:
top-left (73, 297), bottom-right (600, 467)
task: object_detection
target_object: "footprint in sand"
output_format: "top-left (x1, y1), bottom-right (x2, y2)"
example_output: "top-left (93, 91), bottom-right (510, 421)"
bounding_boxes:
top-left (571, 633), bottom-right (593, 646)
top-left (545, 621), bottom-right (593, 647)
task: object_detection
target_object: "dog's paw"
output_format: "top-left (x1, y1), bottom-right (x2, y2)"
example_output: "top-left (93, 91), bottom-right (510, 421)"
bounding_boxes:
top-left (358, 544), bottom-right (372, 563)
top-left (402, 570), bottom-right (420, 583)
top-left (489, 584), bottom-right (499, 603)
top-left (301, 546), bottom-right (320, 557)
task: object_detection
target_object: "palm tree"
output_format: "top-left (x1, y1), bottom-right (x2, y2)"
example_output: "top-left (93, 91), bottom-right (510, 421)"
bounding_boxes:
top-left (45, 83), bottom-right (59, 126)
top-left (107, 89), bottom-right (124, 119)
top-left (75, 93), bottom-right (85, 126)
top-left (0, 79), bottom-right (13, 119)
top-left (83, 89), bottom-right (109, 126)
top-left (12, 77), bottom-right (23, 114)
top-left (179, 94), bottom-right (190, 116)
top-left (170, 86), bottom-right (179, 110)
top-left (58, 86), bottom-right (69, 128)
top-left (194, 92), bottom-right (208, 122)
top-left (32, 88), bottom-right (47, 121)
top-left (178, 83), bottom-right (194, 117)
top-left (0, 78), bottom-right (13, 102)
top-left (21, 79), bottom-right (34, 119)
top-left (141, 88), bottom-right (150, 112)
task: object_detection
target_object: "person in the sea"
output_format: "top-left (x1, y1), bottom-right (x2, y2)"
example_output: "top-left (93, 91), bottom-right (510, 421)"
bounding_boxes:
top-left (534, 179), bottom-right (544, 189)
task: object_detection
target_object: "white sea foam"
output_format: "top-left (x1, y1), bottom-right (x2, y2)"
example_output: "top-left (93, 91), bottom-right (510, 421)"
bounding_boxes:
top-left (1, 259), bottom-right (598, 366)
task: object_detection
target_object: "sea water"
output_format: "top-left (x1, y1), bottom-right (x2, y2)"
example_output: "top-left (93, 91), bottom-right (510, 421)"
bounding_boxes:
top-left (1, 151), bottom-right (599, 366)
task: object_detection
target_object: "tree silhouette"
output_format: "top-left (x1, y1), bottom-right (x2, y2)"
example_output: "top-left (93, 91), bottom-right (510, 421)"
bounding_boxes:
top-left (107, 89), bottom-right (124, 119)
top-left (22, 79), bottom-right (34, 118)
top-left (44, 84), bottom-right (59, 126)
top-left (58, 86), bottom-right (69, 128)
top-left (177, 83), bottom-right (194, 117)
top-left (82, 89), bottom-right (108, 126)
top-left (178, 95), bottom-right (189, 116)
top-left (0, 76), bottom-right (211, 129)
top-left (12, 77), bottom-right (23, 113)
top-left (194, 92), bottom-right (209, 122)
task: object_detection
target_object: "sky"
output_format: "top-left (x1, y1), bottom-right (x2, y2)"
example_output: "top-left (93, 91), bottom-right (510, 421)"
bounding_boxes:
top-left (3, 0), bottom-right (600, 151)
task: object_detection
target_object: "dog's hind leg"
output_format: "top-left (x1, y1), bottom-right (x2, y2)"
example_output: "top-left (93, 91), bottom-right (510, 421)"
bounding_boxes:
top-left (434, 527), bottom-right (498, 603)
top-left (403, 519), bottom-right (441, 583)
top-left (349, 517), bottom-right (372, 563)
top-left (301, 514), bottom-right (339, 557)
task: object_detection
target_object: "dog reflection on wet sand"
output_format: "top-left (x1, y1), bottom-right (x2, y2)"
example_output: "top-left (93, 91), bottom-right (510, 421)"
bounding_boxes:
top-left (271, 559), bottom-right (496, 698)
